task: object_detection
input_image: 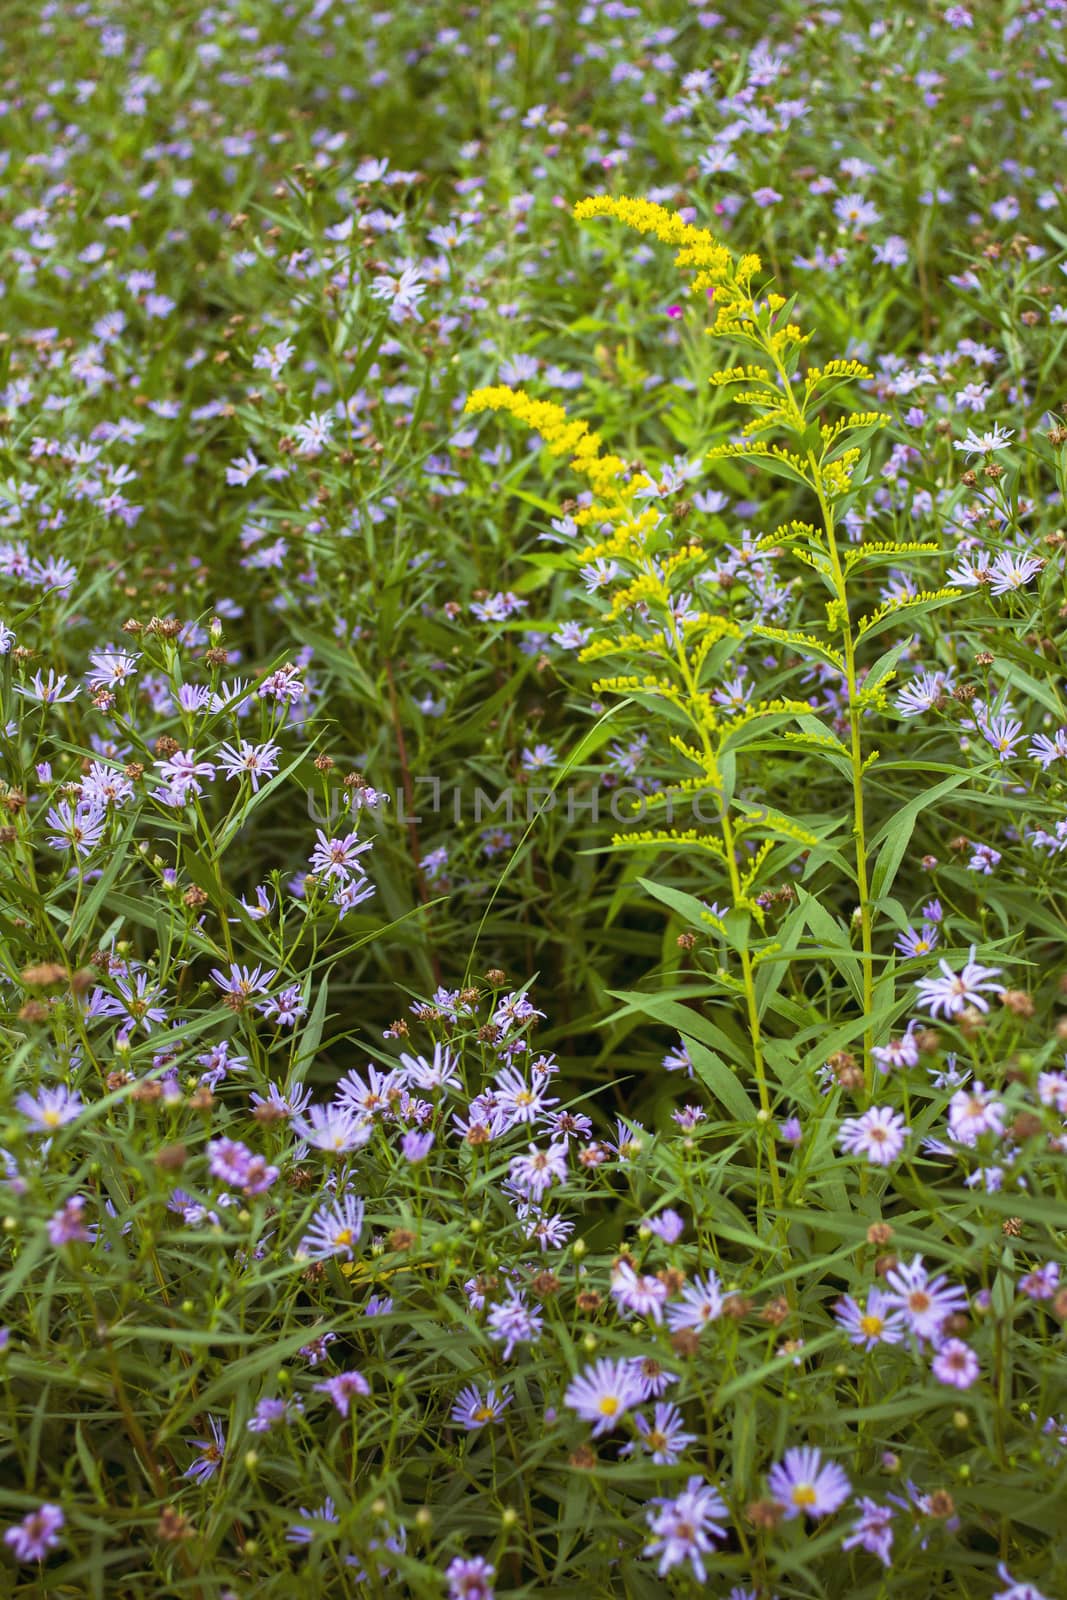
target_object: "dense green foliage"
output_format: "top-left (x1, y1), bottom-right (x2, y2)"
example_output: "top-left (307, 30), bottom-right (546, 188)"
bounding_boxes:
top-left (1, 1), bottom-right (1067, 1596)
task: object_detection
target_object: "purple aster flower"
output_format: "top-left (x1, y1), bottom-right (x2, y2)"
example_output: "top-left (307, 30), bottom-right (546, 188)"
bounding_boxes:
top-left (768, 1446), bottom-right (851, 1519)
top-left (666, 1271), bottom-right (724, 1333)
top-left (486, 1291), bottom-right (543, 1360)
top-left (285, 1496), bottom-right (339, 1545)
top-left (314, 1369), bottom-right (370, 1416)
top-left (834, 1288), bottom-right (907, 1349)
top-left (292, 1102), bottom-right (372, 1154)
top-left (947, 1081), bottom-right (1005, 1145)
top-left (3, 1503), bottom-right (65, 1562)
top-left (931, 1339), bottom-right (980, 1388)
top-left (507, 1141), bottom-right (569, 1201)
top-left (401, 1129), bottom-right (434, 1162)
top-left (838, 1106), bottom-right (909, 1165)
top-left (643, 1476), bottom-right (728, 1581)
top-left (247, 1396), bottom-right (303, 1432)
top-left (16, 1084), bottom-right (82, 1133)
top-left (563, 1357), bottom-right (644, 1436)
top-left (210, 962), bottom-right (277, 1007)
top-left (308, 828), bottom-right (373, 882)
top-left (630, 1402), bottom-right (697, 1464)
top-left (642, 1208), bottom-right (685, 1243)
top-left (298, 1192), bottom-right (365, 1259)
top-left (450, 1383), bottom-right (512, 1430)
top-left (46, 799), bottom-right (108, 856)
top-left (183, 1415), bottom-right (226, 1483)
top-left (610, 1261), bottom-right (669, 1323)
top-left (913, 947), bottom-right (1004, 1018)
top-left (217, 738), bottom-right (282, 791)
top-left (842, 1497), bottom-right (895, 1566)
top-left (48, 1195), bottom-right (93, 1246)
top-left (446, 1555), bottom-right (495, 1600)
top-left (882, 1255), bottom-right (968, 1343)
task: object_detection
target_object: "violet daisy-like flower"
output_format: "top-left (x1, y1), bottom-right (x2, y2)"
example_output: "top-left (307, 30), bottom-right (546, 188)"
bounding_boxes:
top-left (931, 1338), bottom-right (980, 1388)
top-left (87, 649), bottom-right (140, 690)
top-left (988, 548), bottom-right (1044, 594)
top-left (485, 1291), bottom-right (543, 1360)
top-left (838, 1105), bottom-right (909, 1165)
top-left (16, 668), bottom-right (80, 704)
top-left (450, 1383), bottom-right (512, 1430)
top-left (631, 1402), bottom-right (697, 1464)
top-left (294, 1102), bottom-right (379, 1175)
top-left (610, 1260), bottom-right (669, 1323)
top-left (257, 983), bottom-right (306, 1027)
top-left (210, 961), bottom-right (277, 1006)
top-left (298, 1192), bottom-right (365, 1259)
top-left (842, 1497), bottom-right (895, 1566)
top-left (16, 1084), bottom-right (82, 1133)
top-left (154, 747), bottom-right (215, 799)
top-left (834, 1288), bottom-right (907, 1350)
top-left (46, 798), bottom-right (107, 856)
top-left (446, 1555), bottom-right (495, 1600)
top-left (662, 1039), bottom-right (693, 1075)
top-left (400, 1129), bottom-right (434, 1163)
top-left (895, 923), bottom-right (939, 959)
top-left (643, 1475), bottom-right (728, 1581)
top-left (666, 1270), bottom-right (725, 1333)
top-left (314, 1369), bottom-right (370, 1416)
top-left (913, 946), bottom-right (1004, 1018)
top-left (400, 1041), bottom-right (462, 1095)
top-left (643, 1208), bottom-right (686, 1243)
top-left (872, 1023), bottom-right (920, 1074)
top-left (183, 1415), bottom-right (226, 1483)
top-left (507, 1141), bottom-right (569, 1201)
top-left (308, 827), bottom-right (372, 882)
top-left (980, 713), bottom-right (1024, 761)
top-left (492, 1064), bottom-right (557, 1124)
top-left (3, 1504), bottom-right (65, 1563)
top-left (564, 1357), bottom-right (644, 1436)
top-left (1029, 728), bottom-right (1067, 770)
top-left (48, 1195), bottom-right (93, 1246)
top-left (216, 737), bottom-right (282, 791)
top-left (953, 422), bottom-right (1014, 458)
top-left (947, 1081), bottom-right (1005, 1145)
top-left (285, 1496), bottom-right (339, 1545)
top-left (247, 1396), bottom-right (303, 1432)
top-left (767, 1446), bottom-right (851, 1520)
top-left (882, 1254), bottom-right (968, 1342)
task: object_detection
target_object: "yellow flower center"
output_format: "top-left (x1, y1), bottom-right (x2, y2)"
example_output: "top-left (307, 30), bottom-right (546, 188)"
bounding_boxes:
top-left (598, 1396), bottom-right (619, 1417)
top-left (333, 1228), bottom-right (353, 1247)
top-left (792, 1484), bottom-right (817, 1507)
top-left (42, 1109), bottom-right (62, 1127)
top-left (859, 1314), bottom-right (883, 1337)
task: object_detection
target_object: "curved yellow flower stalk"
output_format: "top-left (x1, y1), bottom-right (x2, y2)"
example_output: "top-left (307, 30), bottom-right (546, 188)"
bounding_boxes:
top-left (572, 193), bottom-right (901, 1094)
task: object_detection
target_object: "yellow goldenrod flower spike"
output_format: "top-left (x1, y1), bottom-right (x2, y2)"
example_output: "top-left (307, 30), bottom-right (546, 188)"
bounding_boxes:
top-left (573, 195), bottom-right (741, 285)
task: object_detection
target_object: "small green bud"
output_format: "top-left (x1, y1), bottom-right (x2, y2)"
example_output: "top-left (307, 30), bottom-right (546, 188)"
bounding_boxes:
top-left (572, 1239), bottom-right (586, 1259)
top-left (469, 1218), bottom-right (483, 1235)
top-left (501, 1508), bottom-right (518, 1529)
top-left (415, 1507), bottom-right (432, 1530)
top-left (244, 1450), bottom-right (259, 1473)
top-left (582, 1333), bottom-right (597, 1353)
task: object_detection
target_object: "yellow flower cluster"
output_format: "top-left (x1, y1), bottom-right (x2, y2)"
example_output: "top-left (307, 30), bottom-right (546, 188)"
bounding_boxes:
top-left (463, 385), bottom-right (625, 494)
top-left (572, 194), bottom-right (760, 319)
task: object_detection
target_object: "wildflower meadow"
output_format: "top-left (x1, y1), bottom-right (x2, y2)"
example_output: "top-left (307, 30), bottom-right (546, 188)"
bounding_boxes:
top-left (2, 0), bottom-right (1067, 1595)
